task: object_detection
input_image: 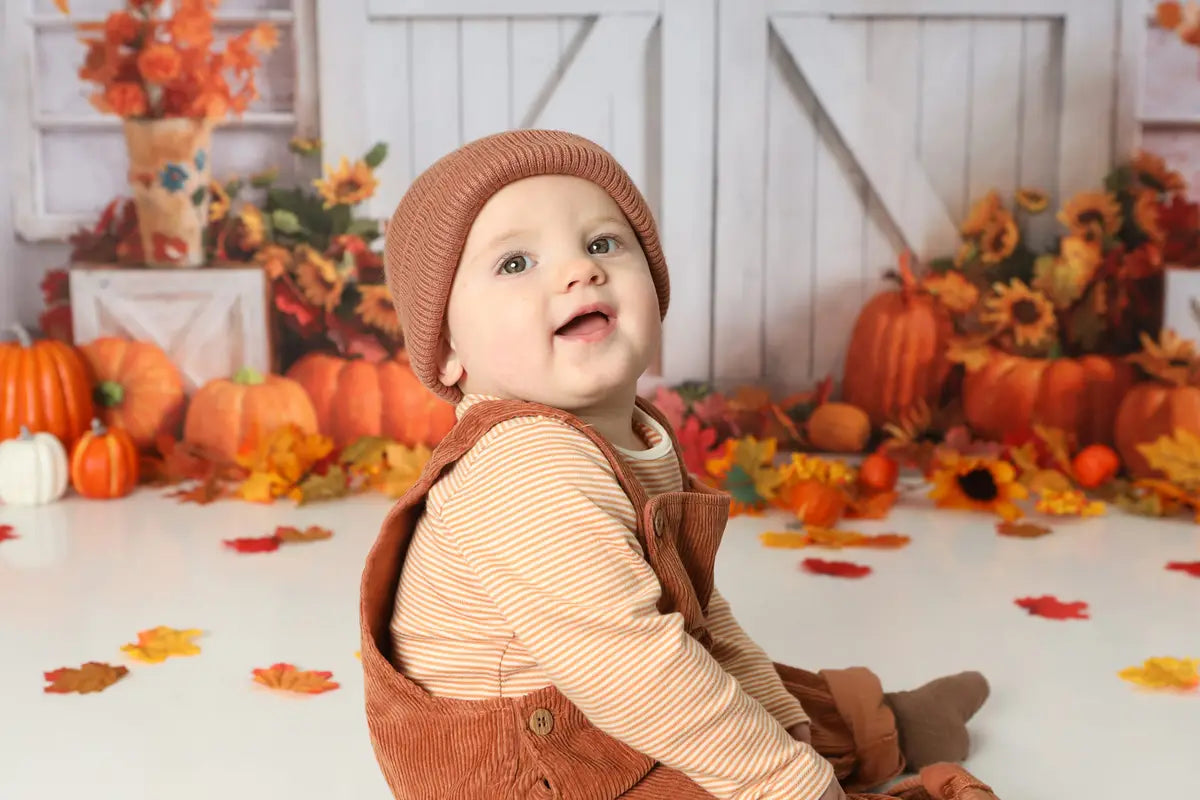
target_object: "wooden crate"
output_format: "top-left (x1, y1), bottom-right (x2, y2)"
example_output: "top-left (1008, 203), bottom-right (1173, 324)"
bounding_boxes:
top-left (69, 264), bottom-right (271, 393)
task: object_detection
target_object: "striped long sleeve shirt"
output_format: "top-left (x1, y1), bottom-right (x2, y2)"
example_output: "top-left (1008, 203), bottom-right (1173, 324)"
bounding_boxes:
top-left (390, 394), bottom-right (835, 800)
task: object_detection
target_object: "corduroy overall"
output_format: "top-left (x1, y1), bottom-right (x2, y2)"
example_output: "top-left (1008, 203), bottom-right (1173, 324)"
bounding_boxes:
top-left (361, 397), bottom-right (911, 800)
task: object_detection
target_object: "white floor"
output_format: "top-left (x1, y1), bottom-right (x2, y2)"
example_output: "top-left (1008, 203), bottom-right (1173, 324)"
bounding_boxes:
top-left (1, 482), bottom-right (1198, 800)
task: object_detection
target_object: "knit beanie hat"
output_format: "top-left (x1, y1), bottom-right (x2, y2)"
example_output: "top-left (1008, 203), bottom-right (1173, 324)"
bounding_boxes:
top-left (384, 129), bottom-right (671, 404)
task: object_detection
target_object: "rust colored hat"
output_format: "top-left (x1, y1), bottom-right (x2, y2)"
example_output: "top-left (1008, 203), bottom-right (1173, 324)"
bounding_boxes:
top-left (384, 129), bottom-right (670, 404)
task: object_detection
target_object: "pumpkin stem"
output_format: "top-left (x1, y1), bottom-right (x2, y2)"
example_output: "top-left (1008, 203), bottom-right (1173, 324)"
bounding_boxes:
top-left (18, 425), bottom-right (33, 440)
top-left (90, 417), bottom-right (107, 436)
top-left (233, 366), bottom-right (266, 386)
top-left (8, 324), bottom-right (33, 348)
top-left (95, 380), bottom-right (125, 408)
top-left (896, 251), bottom-right (918, 298)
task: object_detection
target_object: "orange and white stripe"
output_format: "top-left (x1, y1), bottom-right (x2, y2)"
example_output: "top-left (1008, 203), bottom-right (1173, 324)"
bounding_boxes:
top-left (391, 394), bottom-right (834, 800)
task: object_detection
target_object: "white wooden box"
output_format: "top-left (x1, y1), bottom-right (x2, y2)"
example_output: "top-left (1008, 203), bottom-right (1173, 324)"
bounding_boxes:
top-left (1163, 268), bottom-right (1200, 345)
top-left (69, 265), bottom-right (271, 393)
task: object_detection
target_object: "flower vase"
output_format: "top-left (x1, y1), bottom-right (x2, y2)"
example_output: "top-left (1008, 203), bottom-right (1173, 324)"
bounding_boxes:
top-left (122, 117), bottom-right (215, 267)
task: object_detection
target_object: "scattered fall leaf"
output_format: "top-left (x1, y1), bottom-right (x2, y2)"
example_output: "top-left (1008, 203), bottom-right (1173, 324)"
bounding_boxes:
top-left (844, 490), bottom-right (898, 519)
top-left (997, 521), bottom-right (1053, 538)
top-left (354, 650), bottom-right (361, 661)
top-left (1166, 561), bottom-right (1200, 577)
top-left (760, 531), bottom-right (812, 549)
top-left (1035, 489), bottom-right (1106, 517)
top-left (44, 662), bottom-right (128, 694)
top-left (1118, 657), bottom-right (1200, 691)
top-left (224, 535), bottom-right (282, 553)
top-left (377, 443), bottom-right (432, 498)
top-left (1137, 429), bottom-right (1200, 488)
top-left (0, 524), bottom-right (17, 543)
top-left (275, 525), bottom-right (333, 543)
top-left (801, 557), bottom-right (872, 578)
top-left (120, 626), bottom-right (203, 663)
top-left (252, 662), bottom-right (340, 694)
top-left (235, 425), bottom-right (336, 503)
top-left (763, 527), bottom-right (910, 550)
top-left (291, 465), bottom-right (349, 504)
top-left (166, 477), bottom-right (227, 505)
top-left (1014, 595), bottom-right (1089, 620)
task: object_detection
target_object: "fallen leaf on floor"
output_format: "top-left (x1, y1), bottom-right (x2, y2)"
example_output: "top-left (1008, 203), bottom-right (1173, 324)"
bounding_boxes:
top-left (224, 534), bottom-right (282, 553)
top-left (1166, 561), bottom-right (1200, 577)
top-left (762, 528), bottom-right (909, 550)
top-left (275, 524), bottom-right (333, 543)
top-left (120, 626), bottom-right (203, 663)
top-left (996, 521), bottom-right (1053, 538)
top-left (291, 465), bottom-right (349, 505)
top-left (44, 662), bottom-right (128, 694)
top-left (760, 531), bottom-right (811, 548)
top-left (1014, 595), bottom-right (1089, 620)
top-left (166, 477), bottom-right (226, 505)
top-left (801, 557), bottom-right (872, 578)
top-left (0, 524), bottom-right (17, 543)
top-left (1118, 657), bottom-right (1200, 691)
top-left (844, 490), bottom-right (898, 520)
top-left (354, 651), bottom-right (361, 661)
top-left (252, 663), bottom-right (340, 694)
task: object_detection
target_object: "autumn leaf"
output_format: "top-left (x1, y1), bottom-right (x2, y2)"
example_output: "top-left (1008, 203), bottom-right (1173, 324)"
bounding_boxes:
top-left (237, 470), bottom-right (291, 503)
top-left (291, 465), bottom-right (349, 505)
top-left (224, 535), bottom-right (281, 553)
top-left (275, 525), bottom-right (333, 543)
top-left (844, 490), bottom-right (898, 519)
top-left (53, 0), bottom-right (70, 15)
top-left (166, 477), bottom-right (227, 505)
top-left (0, 524), bottom-right (17, 543)
top-left (375, 443), bottom-right (432, 498)
top-left (252, 662), bottom-right (340, 694)
top-left (997, 521), bottom-right (1052, 538)
top-left (1014, 595), bottom-right (1089, 620)
top-left (801, 558), bottom-right (872, 578)
top-left (676, 416), bottom-right (720, 478)
top-left (44, 662), bottom-right (127, 694)
top-left (1118, 657), bottom-right (1200, 691)
top-left (1166, 561), bottom-right (1200, 577)
top-left (858, 533), bottom-right (912, 549)
top-left (1035, 489), bottom-right (1106, 517)
top-left (759, 531), bottom-right (812, 549)
top-left (340, 436), bottom-right (390, 473)
top-left (651, 386), bottom-right (687, 431)
top-left (120, 626), bottom-right (203, 663)
top-left (1032, 425), bottom-right (1074, 473)
top-left (1137, 429), bottom-right (1200, 488)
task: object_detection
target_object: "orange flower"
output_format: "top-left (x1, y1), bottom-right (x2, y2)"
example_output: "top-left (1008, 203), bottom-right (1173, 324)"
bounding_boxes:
top-left (1158, 1), bottom-right (1183, 28)
top-left (103, 11), bottom-right (140, 46)
top-left (357, 285), bottom-right (401, 336)
top-left (961, 191), bottom-right (1001, 236)
top-left (979, 211), bottom-right (1019, 263)
top-left (922, 271), bottom-right (979, 313)
top-left (251, 22), bottom-right (280, 52)
top-left (1016, 188), bottom-right (1049, 213)
top-left (1133, 150), bottom-right (1187, 195)
top-left (313, 158), bottom-right (379, 208)
top-left (169, 10), bottom-right (213, 49)
top-left (95, 82), bottom-right (148, 117)
top-left (255, 245), bottom-right (293, 281)
top-left (137, 43), bottom-right (183, 84)
top-left (78, 38), bottom-right (119, 84)
top-left (1057, 191), bottom-right (1122, 239)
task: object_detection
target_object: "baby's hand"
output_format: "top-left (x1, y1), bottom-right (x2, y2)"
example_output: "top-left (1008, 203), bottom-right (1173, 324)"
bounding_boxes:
top-left (816, 777), bottom-right (847, 800)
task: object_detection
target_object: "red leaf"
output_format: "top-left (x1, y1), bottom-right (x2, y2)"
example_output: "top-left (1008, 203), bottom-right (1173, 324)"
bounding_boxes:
top-left (801, 558), bottom-right (872, 579)
top-left (223, 535), bottom-right (281, 553)
top-left (0, 525), bottom-right (17, 543)
top-left (676, 416), bottom-right (719, 477)
top-left (1014, 595), bottom-right (1089, 620)
top-left (1167, 561), bottom-right (1200, 577)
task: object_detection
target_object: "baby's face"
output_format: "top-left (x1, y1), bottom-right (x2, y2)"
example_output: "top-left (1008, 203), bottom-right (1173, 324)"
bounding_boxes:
top-left (440, 174), bottom-right (661, 410)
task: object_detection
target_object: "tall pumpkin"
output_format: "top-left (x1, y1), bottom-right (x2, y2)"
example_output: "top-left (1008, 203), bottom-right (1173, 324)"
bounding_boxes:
top-left (79, 337), bottom-right (185, 451)
top-left (841, 252), bottom-right (953, 427)
top-left (183, 367), bottom-right (318, 461)
top-left (1114, 330), bottom-right (1200, 478)
top-left (963, 350), bottom-right (1134, 448)
top-left (286, 350), bottom-right (456, 448)
top-left (0, 324), bottom-right (94, 445)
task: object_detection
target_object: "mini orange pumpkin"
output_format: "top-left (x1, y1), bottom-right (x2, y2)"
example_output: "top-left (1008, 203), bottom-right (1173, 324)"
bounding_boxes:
top-left (807, 402), bottom-right (872, 453)
top-left (70, 418), bottom-right (139, 499)
top-left (0, 324), bottom-right (94, 445)
top-left (79, 337), bottom-right (185, 451)
top-left (183, 367), bottom-right (318, 461)
top-left (1071, 444), bottom-right (1120, 489)
top-left (782, 479), bottom-right (846, 528)
top-left (858, 452), bottom-right (899, 493)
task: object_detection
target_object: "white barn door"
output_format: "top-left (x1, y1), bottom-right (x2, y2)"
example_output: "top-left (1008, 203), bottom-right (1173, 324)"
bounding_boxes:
top-left (714, 0), bottom-right (1141, 395)
top-left (317, 0), bottom-right (717, 384)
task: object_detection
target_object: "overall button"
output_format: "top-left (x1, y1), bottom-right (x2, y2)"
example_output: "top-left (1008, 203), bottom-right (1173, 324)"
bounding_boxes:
top-left (653, 510), bottom-right (666, 537)
top-left (529, 708), bottom-right (555, 736)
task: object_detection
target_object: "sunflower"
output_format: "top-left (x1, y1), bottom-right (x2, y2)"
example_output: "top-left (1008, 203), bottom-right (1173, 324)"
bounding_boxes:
top-left (1035, 488), bottom-right (1106, 517)
top-left (254, 243), bottom-right (293, 280)
top-left (1032, 237), bottom-right (1099, 311)
top-left (981, 280), bottom-right (1057, 347)
top-left (929, 454), bottom-right (1027, 520)
top-left (1057, 191), bottom-right (1122, 238)
top-left (294, 244), bottom-right (345, 311)
top-left (922, 270), bottom-right (979, 313)
top-left (236, 205), bottom-right (266, 251)
top-left (1132, 149), bottom-right (1186, 194)
top-left (953, 241), bottom-right (978, 267)
top-left (979, 211), bottom-right (1019, 264)
top-left (208, 181), bottom-right (230, 222)
top-left (961, 191), bottom-right (1001, 236)
top-left (313, 157), bottom-right (378, 209)
top-left (356, 284), bottom-right (401, 337)
top-left (1134, 189), bottom-right (1165, 242)
top-left (1128, 329), bottom-right (1199, 386)
top-left (1016, 188), bottom-right (1049, 213)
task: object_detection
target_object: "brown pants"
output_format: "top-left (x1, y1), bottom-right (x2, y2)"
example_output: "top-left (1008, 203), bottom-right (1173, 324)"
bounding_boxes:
top-left (621, 664), bottom-right (904, 798)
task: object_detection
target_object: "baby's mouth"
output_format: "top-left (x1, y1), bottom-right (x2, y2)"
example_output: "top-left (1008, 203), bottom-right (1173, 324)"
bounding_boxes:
top-left (555, 310), bottom-right (611, 337)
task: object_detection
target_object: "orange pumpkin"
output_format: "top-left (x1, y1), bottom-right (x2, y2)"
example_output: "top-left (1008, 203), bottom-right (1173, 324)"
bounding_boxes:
top-left (286, 350), bottom-right (456, 448)
top-left (962, 350), bottom-right (1133, 448)
top-left (841, 252), bottom-right (953, 427)
top-left (781, 479), bottom-right (846, 528)
top-left (1071, 444), bottom-right (1120, 488)
top-left (183, 367), bottom-right (318, 461)
top-left (858, 452), bottom-right (899, 493)
top-left (79, 337), bottom-right (185, 451)
top-left (807, 402), bottom-right (871, 453)
top-left (0, 324), bottom-right (94, 445)
top-left (1114, 330), bottom-right (1200, 478)
top-left (70, 418), bottom-right (139, 499)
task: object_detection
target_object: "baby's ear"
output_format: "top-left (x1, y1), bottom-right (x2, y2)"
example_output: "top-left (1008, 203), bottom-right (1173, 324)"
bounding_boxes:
top-left (436, 334), bottom-right (465, 389)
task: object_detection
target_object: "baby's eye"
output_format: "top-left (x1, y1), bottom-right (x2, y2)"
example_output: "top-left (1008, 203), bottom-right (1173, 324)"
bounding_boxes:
top-left (587, 236), bottom-right (619, 255)
top-left (498, 254), bottom-right (532, 275)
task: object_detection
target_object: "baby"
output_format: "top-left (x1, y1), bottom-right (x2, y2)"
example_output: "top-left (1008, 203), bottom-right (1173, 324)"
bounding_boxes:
top-left (359, 129), bottom-right (995, 800)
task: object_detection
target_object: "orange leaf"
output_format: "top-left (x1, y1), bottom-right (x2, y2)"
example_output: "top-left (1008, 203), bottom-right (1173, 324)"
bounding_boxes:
top-left (857, 532), bottom-right (912, 549)
top-left (275, 525), bottom-right (333, 543)
top-left (53, 0), bottom-right (69, 13)
top-left (166, 477), bottom-right (226, 505)
top-left (252, 662), bottom-right (339, 694)
top-left (760, 531), bottom-right (812, 549)
top-left (44, 662), bottom-right (127, 694)
top-left (845, 490), bottom-right (898, 519)
top-left (997, 521), bottom-right (1053, 538)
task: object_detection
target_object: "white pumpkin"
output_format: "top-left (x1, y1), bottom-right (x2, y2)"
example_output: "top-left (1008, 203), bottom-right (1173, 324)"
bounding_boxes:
top-left (0, 426), bottom-right (69, 505)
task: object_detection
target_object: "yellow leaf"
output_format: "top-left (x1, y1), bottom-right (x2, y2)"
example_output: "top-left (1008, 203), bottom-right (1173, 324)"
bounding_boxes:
top-left (1032, 425), bottom-right (1074, 473)
top-left (1118, 657), bottom-right (1200, 691)
top-left (237, 471), bottom-right (290, 503)
top-left (1023, 468), bottom-right (1074, 494)
top-left (760, 531), bottom-right (812, 549)
top-left (377, 443), bottom-right (431, 497)
top-left (1137, 429), bottom-right (1200, 488)
top-left (120, 626), bottom-right (203, 664)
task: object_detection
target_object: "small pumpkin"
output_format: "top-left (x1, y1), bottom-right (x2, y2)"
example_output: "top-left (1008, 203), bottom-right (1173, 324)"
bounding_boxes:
top-left (1071, 444), bottom-right (1120, 489)
top-left (183, 367), bottom-right (318, 461)
top-left (70, 418), bottom-right (139, 499)
top-left (1114, 330), bottom-right (1200, 478)
top-left (807, 403), bottom-right (871, 453)
top-left (0, 324), bottom-right (94, 445)
top-left (285, 350), bottom-right (455, 448)
top-left (786, 479), bottom-right (846, 528)
top-left (841, 252), bottom-right (954, 427)
top-left (0, 426), bottom-right (69, 505)
top-left (962, 350), bottom-right (1134, 448)
top-left (858, 452), bottom-right (899, 493)
top-left (79, 337), bottom-right (186, 451)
